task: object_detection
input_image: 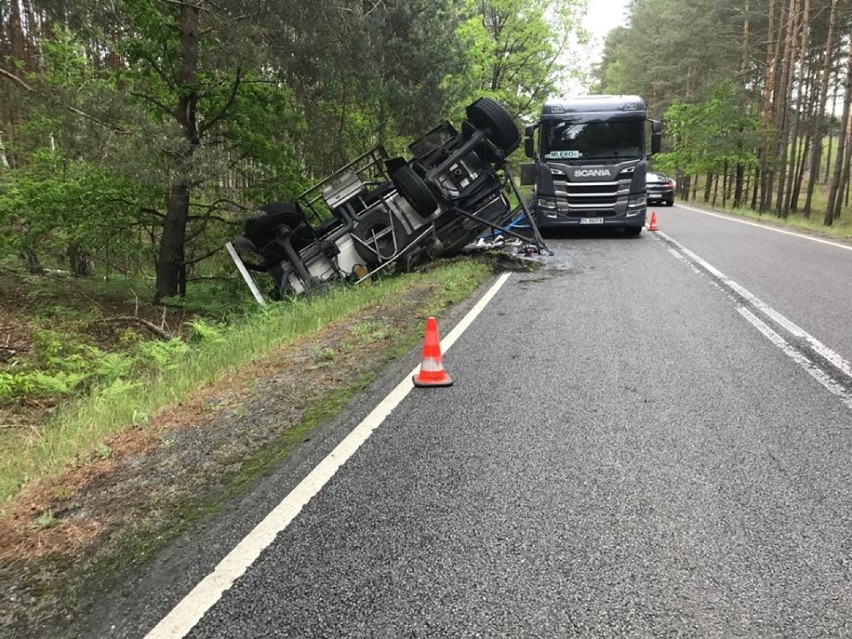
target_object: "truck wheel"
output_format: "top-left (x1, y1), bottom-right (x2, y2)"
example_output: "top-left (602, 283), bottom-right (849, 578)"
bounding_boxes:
top-left (465, 98), bottom-right (520, 153)
top-left (391, 165), bottom-right (438, 218)
top-left (352, 208), bottom-right (410, 265)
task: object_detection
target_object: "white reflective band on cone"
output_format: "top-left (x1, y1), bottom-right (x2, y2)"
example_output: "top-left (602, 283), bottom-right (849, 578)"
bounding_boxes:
top-left (420, 357), bottom-right (443, 371)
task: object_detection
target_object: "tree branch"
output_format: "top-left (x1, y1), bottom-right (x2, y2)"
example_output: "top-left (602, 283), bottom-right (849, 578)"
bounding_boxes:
top-left (199, 67), bottom-right (243, 135)
top-left (104, 316), bottom-right (172, 339)
top-left (130, 91), bottom-right (174, 117)
top-left (183, 245), bottom-right (223, 265)
top-left (0, 68), bottom-right (126, 133)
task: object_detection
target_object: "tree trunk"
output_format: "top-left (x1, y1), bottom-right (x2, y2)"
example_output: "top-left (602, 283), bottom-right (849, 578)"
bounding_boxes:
top-left (773, 0), bottom-right (799, 219)
top-left (734, 162), bottom-right (745, 208)
top-left (156, 183), bottom-right (190, 299)
top-left (734, 0), bottom-right (749, 210)
top-left (825, 77), bottom-right (840, 182)
top-left (759, 0), bottom-right (779, 212)
top-left (790, 61), bottom-right (819, 212)
top-left (791, 131), bottom-right (811, 212)
top-left (0, 130), bottom-right (9, 169)
top-left (154, 2), bottom-right (200, 302)
top-left (839, 123), bottom-right (852, 218)
top-left (751, 165), bottom-right (760, 210)
top-left (24, 248), bottom-right (42, 273)
top-left (68, 241), bottom-right (92, 277)
top-left (803, 0), bottom-right (837, 217)
top-left (825, 38), bottom-right (852, 226)
top-left (8, 0), bottom-right (26, 63)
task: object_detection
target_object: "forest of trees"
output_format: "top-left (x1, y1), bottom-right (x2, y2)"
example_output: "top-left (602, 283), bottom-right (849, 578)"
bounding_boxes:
top-left (1, 0), bottom-right (850, 302)
top-left (0, 0), bottom-right (584, 301)
top-left (597, 0), bottom-right (852, 226)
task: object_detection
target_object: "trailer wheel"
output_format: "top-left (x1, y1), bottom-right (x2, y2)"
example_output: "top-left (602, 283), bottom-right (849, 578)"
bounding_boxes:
top-left (465, 98), bottom-right (520, 153)
top-left (352, 208), bottom-right (410, 265)
top-left (391, 165), bottom-right (438, 218)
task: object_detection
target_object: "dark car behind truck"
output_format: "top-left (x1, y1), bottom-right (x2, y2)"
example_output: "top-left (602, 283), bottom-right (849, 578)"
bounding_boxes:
top-left (520, 95), bottom-right (662, 236)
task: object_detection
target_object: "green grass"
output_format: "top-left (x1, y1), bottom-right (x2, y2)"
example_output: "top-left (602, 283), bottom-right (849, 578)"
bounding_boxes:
top-left (0, 260), bottom-right (491, 504)
top-left (679, 173), bottom-right (852, 241)
top-left (670, 131), bottom-right (852, 239)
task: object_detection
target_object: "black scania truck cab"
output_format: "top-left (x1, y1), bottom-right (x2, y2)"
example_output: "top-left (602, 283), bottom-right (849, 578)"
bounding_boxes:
top-left (520, 95), bottom-right (662, 236)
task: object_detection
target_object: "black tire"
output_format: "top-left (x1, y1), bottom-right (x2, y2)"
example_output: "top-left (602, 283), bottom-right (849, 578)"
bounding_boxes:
top-left (624, 226), bottom-right (642, 237)
top-left (667, 199), bottom-right (675, 207)
top-left (351, 208), bottom-right (410, 265)
top-left (391, 165), bottom-right (438, 218)
top-left (465, 97), bottom-right (520, 153)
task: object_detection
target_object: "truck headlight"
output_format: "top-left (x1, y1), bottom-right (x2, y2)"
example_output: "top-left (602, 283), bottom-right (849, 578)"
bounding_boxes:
top-left (537, 197), bottom-right (557, 218)
top-left (627, 195), bottom-right (646, 208)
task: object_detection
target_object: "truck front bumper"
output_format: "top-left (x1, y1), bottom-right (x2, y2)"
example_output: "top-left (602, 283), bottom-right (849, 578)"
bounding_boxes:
top-left (535, 207), bottom-right (646, 230)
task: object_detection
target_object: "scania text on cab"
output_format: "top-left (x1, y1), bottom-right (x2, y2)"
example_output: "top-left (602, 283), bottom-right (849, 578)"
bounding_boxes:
top-left (520, 95), bottom-right (662, 236)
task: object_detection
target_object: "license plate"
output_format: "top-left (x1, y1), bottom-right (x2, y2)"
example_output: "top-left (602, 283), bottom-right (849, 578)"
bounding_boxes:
top-left (579, 217), bottom-right (603, 224)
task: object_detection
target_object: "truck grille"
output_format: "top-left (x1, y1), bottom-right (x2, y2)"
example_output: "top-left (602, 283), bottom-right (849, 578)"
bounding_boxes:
top-left (553, 177), bottom-right (620, 211)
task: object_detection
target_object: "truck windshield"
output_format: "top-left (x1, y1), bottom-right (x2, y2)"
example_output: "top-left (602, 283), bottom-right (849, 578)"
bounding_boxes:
top-left (541, 119), bottom-right (644, 160)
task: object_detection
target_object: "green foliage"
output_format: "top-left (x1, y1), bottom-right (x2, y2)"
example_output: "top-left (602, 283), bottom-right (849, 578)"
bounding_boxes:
top-left (596, 0), bottom-right (746, 115)
top-left (656, 82), bottom-right (759, 181)
top-left (99, 379), bottom-right (140, 400)
top-left (134, 338), bottom-right (190, 371)
top-left (0, 330), bottom-right (137, 403)
top-left (35, 509), bottom-right (59, 529)
top-left (0, 149), bottom-right (159, 273)
top-left (454, 0), bottom-right (587, 122)
top-left (0, 370), bottom-right (80, 400)
top-left (187, 319), bottom-right (225, 344)
top-left (0, 0), bottom-right (584, 294)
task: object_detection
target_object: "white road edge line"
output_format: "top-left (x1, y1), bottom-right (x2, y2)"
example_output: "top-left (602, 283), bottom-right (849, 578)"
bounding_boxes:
top-left (737, 307), bottom-right (852, 411)
top-left (144, 272), bottom-right (514, 639)
top-left (676, 203), bottom-right (852, 252)
top-left (658, 230), bottom-right (852, 383)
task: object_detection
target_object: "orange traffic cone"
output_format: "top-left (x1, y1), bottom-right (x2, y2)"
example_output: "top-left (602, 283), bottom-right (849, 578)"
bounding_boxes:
top-left (648, 211), bottom-right (659, 231)
top-left (413, 316), bottom-right (453, 387)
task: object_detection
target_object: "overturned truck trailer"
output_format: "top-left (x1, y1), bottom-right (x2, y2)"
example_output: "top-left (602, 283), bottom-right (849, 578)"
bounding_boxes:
top-left (228, 98), bottom-right (546, 301)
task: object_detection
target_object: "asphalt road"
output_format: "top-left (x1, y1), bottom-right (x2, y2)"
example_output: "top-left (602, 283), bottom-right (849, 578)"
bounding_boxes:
top-left (89, 204), bottom-right (852, 638)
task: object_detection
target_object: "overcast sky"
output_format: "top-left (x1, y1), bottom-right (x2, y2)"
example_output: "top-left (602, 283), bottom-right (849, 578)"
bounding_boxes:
top-left (560, 0), bottom-right (631, 94)
top-left (582, 0), bottom-right (631, 61)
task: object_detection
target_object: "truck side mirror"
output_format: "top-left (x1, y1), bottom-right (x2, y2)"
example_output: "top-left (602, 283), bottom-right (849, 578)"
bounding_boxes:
top-left (524, 124), bottom-right (538, 159)
top-left (520, 163), bottom-right (536, 186)
top-left (650, 119), bottom-right (662, 155)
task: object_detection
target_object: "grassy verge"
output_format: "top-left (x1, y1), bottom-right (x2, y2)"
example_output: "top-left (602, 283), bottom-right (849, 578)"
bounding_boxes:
top-left (675, 174), bottom-right (852, 241)
top-left (744, 203), bottom-right (850, 236)
top-left (0, 260), bottom-right (491, 506)
top-left (703, 204), bottom-right (852, 241)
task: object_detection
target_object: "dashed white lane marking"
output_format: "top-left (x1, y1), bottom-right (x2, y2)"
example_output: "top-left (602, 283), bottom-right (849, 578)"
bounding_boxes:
top-left (737, 307), bottom-right (852, 410)
top-left (144, 272), bottom-right (513, 639)
top-left (658, 230), bottom-right (852, 385)
top-left (676, 203), bottom-right (852, 253)
top-left (657, 229), bottom-right (852, 413)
